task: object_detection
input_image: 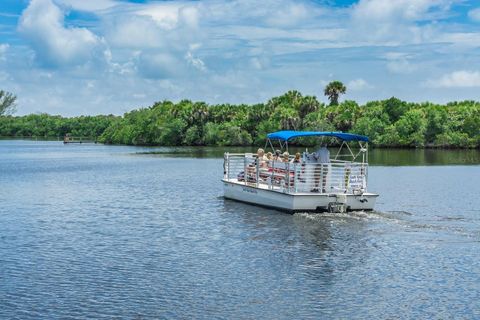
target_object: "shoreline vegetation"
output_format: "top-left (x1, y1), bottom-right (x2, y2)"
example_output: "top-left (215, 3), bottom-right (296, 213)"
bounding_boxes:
top-left (0, 90), bottom-right (478, 148)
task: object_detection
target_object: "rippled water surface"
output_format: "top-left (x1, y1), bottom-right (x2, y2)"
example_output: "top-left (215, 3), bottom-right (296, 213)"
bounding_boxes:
top-left (1, 141), bottom-right (479, 319)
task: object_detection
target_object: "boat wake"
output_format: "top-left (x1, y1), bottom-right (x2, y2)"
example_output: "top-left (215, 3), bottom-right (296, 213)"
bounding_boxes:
top-left (294, 210), bottom-right (480, 241)
top-left (293, 210), bottom-right (412, 222)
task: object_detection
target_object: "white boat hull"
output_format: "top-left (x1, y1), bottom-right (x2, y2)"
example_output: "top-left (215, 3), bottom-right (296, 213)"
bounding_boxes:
top-left (223, 180), bottom-right (378, 212)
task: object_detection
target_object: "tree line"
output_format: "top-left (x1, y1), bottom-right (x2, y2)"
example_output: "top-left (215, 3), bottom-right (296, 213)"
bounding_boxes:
top-left (0, 88), bottom-right (478, 148)
top-left (0, 114), bottom-right (118, 139)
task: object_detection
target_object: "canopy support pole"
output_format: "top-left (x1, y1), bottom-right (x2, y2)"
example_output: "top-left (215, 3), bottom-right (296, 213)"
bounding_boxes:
top-left (334, 141), bottom-right (346, 160)
top-left (345, 142), bottom-right (355, 159)
top-left (267, 138), bottom-right (275, 152)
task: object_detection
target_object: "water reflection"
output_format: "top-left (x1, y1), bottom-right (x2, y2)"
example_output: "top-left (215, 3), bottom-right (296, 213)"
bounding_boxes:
top-left (222, 199), bottom-right (378, 284)
top-left (138, 146), bottom-right (480, 166)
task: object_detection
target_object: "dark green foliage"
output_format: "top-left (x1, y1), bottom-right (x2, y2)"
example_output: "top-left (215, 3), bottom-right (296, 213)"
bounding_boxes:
top-left (0, 91), bottom-right (478, 148)
top-left (384, 97), bottom-right (410, 123)
top-left (395, 109), bottom-right (427, 147)
top-left (0, 114), bottom-right (118, 139)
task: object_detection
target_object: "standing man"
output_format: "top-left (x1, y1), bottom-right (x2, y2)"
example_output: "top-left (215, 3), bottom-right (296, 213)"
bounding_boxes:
top-left (313, 145), bottom-right (330, 192)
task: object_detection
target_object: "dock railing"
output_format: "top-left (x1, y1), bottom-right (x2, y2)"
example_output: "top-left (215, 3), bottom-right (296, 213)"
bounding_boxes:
top-left (224, 153), bottom-right (368, 194)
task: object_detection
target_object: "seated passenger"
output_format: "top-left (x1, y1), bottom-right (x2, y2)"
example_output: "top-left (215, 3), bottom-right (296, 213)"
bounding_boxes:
top-left (256, 148), bottom-right (269, 167)
top-left (291, 152), bottom-right (301, 163)
top-left (282, 151), bottom-right (290, 163)
top-left (273, 150), bottom-right (281, 161)
top-left (255, 148), bottom-right (266, 161)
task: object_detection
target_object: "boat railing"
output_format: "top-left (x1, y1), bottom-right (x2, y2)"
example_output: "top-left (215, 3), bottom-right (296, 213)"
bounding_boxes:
top-left (224, 153), bottom-right (368, 194)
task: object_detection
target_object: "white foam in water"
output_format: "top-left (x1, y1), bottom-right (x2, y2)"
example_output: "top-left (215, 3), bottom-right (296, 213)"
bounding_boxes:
top-left (294, 211), bottom-right (370, 221)
top-left (293, 210), bottom-right (413, 223)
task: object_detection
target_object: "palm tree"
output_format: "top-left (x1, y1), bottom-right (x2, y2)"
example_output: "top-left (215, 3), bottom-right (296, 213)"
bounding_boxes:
top-left (0, 90), bottom-right (17, 115)
top-left (191, 102), bottom-right (209, 127)
top-left (298, 95), bottom-right (320, 122)
top-left (324, 81), bottom-right (346, 106)
top-left (278, 106), bottom-right (300, 130)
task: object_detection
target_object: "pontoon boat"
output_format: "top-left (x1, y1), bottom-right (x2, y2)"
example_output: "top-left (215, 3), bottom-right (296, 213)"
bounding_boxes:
top-left (222, 131), bottom-right (378, 213)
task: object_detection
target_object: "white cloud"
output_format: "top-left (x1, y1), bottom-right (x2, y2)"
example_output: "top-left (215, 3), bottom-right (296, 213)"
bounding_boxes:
top-left (103, 1), bottom-right (201, 62)
top-left (136, 4), bottom-right (182, 30)
top-left (436, 32), bottom-right (480, 48)
top-left (105, 16), bottom-right (165, 49)
top-left (185, 52), bottom-right (206, 71)
top-left (0, 44), bottom-right (9, 61)
top-left (425, 70), bottom-right (480, 88)
top-left (385, 52), bottom-right (416, 74)
top-left (469, 8), bottom-right (480, 22)
top-left (5, 0), bottom-right (480, 115)
top-left (348, 78), bottom-right (373, 91)
top-left (54, 0), bottom-right (117, 12)
top-left (264, 3), bottom-right (310, 27)
top-left (18, 0), bottom-right (104, 67)
top-left (352, 0), bottom-right (450, 22)
top-left (350, 0), bottom-right (454, 44)
top-left (137, 52), bottom-right (182, 79)
top-left (135, 2), bottom-right (199, 30)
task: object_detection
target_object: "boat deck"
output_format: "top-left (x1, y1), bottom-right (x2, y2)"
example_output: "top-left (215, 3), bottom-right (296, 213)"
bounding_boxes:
top-left (224, 153), bottom-right (370, 196)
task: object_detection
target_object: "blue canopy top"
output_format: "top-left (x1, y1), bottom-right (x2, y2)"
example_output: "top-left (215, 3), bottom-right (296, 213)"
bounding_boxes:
top-left (267, 131), bottom-right (369, 142)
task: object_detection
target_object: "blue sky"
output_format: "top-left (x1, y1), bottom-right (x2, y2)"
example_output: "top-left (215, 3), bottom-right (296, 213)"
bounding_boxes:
top-left (0, 0), bottom-right (480, 116)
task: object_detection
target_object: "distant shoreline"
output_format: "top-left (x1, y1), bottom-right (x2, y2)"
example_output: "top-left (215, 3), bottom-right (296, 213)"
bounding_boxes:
top-left (1, 91), bottom-right (478, 149)
top-left (1, 137), bottom-right (479, 150)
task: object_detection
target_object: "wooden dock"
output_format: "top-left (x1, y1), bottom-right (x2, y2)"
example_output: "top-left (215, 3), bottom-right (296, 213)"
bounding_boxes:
top-left (63, 135), bottom-right (97, 144)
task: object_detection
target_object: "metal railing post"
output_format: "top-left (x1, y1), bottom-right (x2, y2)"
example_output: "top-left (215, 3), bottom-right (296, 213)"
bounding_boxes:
top-left (244, 155), bottom-right (247, 185)
top-left (228, 153), bottom-right (230, 180)
top-left (285, 162), bottom-right (289, 193)
top-left (270, 160), bottom-right (275, 190)
top-left (256, 157), bottom-right (259, 188)
top-left (294, 163), bottom-right (297, 193)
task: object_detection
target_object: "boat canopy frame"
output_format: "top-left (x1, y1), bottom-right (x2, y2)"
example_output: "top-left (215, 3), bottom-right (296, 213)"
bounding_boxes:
top-left (265, 130), bottom-right (369, 163)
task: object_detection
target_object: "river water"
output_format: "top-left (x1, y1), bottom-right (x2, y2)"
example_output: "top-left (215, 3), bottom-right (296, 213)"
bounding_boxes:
top-left (0, 140), bottom-right (479, 319)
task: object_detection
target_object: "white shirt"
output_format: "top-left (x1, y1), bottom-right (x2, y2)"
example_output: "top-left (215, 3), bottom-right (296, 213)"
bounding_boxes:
top-left (315, 147), bottom-right (330, 163)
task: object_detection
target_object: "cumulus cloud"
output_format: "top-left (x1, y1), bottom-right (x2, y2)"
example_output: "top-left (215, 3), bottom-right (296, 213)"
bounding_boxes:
top-left (18, 0), bottom-right (104, 67)
top-left (468, 8), bottom-right (480, 22)
top-left (6, 0), bottom-right (480, 115)
top-left (350, 0), bottom-right (454, 43)
top-left (103, 1), bottom-right (202, 69)
top-left (425, 70), bottom-right (480, 88)
top-left (135, 2), bottom-right (199, 30)
top-left (105, 16), bottom-right (164, 49)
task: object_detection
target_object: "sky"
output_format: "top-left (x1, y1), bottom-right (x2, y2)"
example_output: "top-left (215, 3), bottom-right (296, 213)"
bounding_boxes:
top-left (0, 0), bottom-right (480, 116)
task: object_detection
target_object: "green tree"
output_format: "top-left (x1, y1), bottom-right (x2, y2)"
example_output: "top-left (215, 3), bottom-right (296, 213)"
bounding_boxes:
top-left (384, 97), bottom-right (409, 123)
top-left (183, 126), bottom-right (203, 145)
top-left (425, 104), bottom-right (448, 144)
top-left (0, 90), bottom-right (17, 115)
top-left (324, 81), bottom-right (346, 106)
top-left (395, 109), bottom-right (427, 147)
top-left (1, 91), bottom-right (479, 149)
